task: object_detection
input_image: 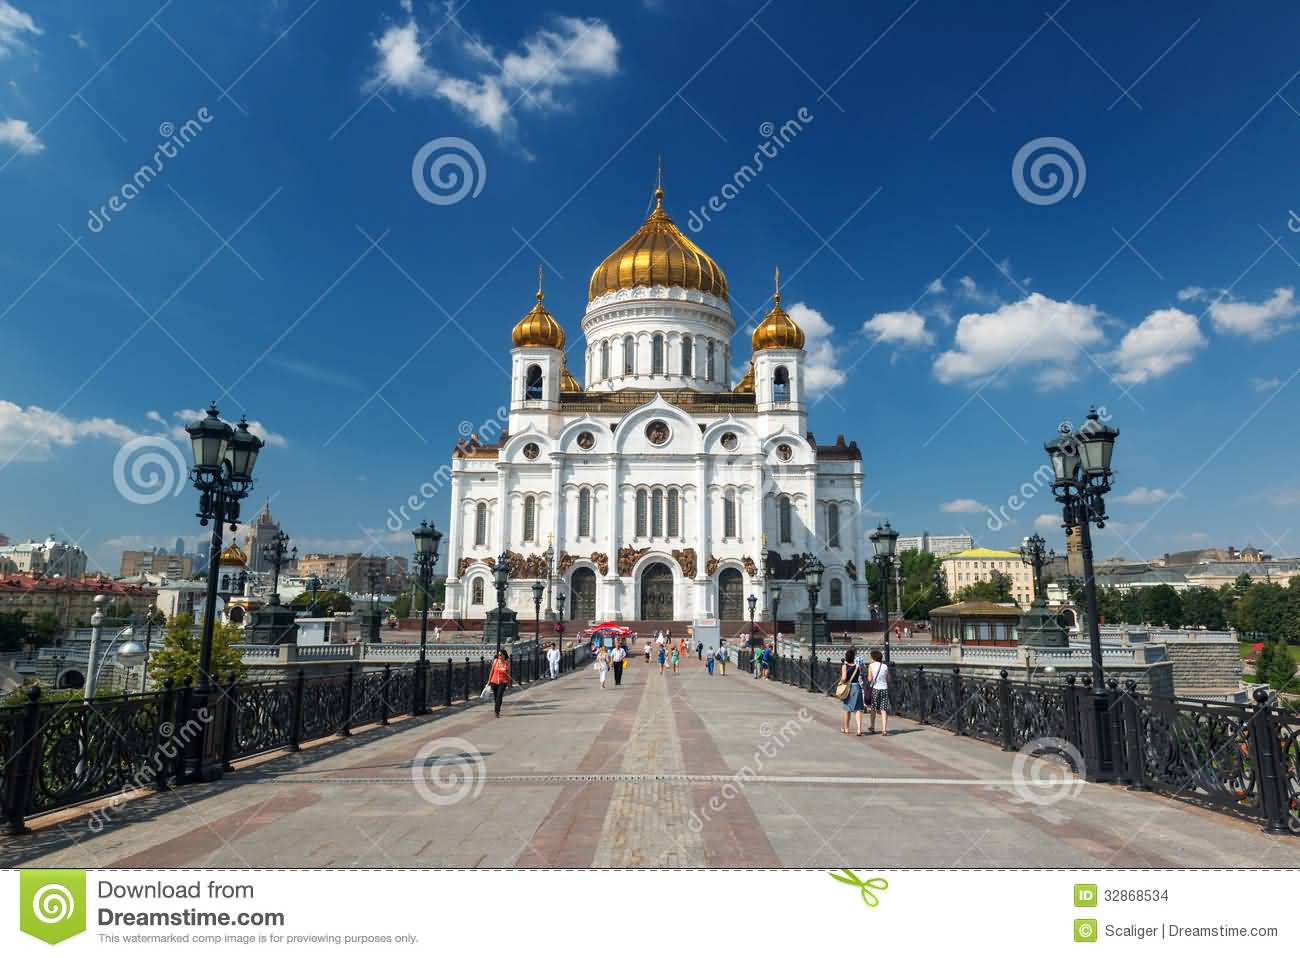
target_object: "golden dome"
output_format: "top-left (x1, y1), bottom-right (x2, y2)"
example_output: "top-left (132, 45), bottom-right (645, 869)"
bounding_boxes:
top-left (733, 362), bottom-right (755, 394)
top-left (218, 543), bottom-right (247, 566)
top-left (752, 267), bottom-right (805, 351)
top-left (588, 183), bottom-right (728, 302)
top-left (512, 268), bottom-right (565, 349)
top-left (560, 365), bottom-right (582, 392)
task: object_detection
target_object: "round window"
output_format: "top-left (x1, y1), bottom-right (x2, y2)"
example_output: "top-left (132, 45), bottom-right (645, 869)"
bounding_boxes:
top-left (577, 431), bottom-right (595, 450)
top-left (522, 442), bottom-right (540, 460)
top-left (645, 420), bottom-right (670, 446)
top-left (776, 443), bottom-right (793, 462)
top-left (720, 432), bottom-right (738, 450)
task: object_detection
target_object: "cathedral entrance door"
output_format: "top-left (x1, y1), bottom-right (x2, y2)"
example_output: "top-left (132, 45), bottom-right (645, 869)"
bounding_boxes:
top-left (570, 567), bottom-right (596, 623)
top-left (718, 567), bottom-right (744, 620)
top-left (639, 562), bottom-right (675, 620)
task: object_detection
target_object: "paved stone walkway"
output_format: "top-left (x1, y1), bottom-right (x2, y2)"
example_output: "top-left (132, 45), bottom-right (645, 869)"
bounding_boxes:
top-left (5, 655), bottom-right (1300, 868)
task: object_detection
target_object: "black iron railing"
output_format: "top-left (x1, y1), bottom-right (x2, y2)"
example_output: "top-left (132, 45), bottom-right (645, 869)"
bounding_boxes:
top-left (736, 651), bottom-right (1300, 835)
top-left (1, 643), bottom-right (588, 836)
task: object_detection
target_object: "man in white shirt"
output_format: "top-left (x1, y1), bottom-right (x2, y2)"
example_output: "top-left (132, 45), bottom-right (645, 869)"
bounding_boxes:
top-left (611, 641), bottom-right (627, 686)
top-left (546, 642), bottom-right (561, 680)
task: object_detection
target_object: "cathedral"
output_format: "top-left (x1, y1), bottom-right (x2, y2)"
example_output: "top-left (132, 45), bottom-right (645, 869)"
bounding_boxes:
top-left (443, 179), bottom-right (869, 624)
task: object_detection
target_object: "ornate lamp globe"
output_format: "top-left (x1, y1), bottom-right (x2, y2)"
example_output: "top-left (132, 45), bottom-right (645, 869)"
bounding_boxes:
top-left (769, 583), bottom-right (782, 607)
top-left (531, 580), bottom-right (545, 605)
top-left (1044, 423), bottom-right (1081, 484)
top-left (747, 594), bottom-right (757, 616)
top-left (870, 521), bottom-right (899, 559)
top-left (1076, 407), bottom-right (1119, 478)
top-left (804, 557), bottom-right (823, 592)
top-left (493, 554), bottom-right (510, 591)
top-left (413, 521), bottom-right (441, 559)
top-left (116, 635), bottom-right (146, 669)
top-left (225, 417), bottom-right (264, 484)
top-left (185, 404), bottom-right (233, 473)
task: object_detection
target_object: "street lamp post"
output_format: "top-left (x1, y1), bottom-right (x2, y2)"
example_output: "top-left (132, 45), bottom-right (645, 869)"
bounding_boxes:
top-left (366, 565), bottom-right (384, 644)
top-left (412, 521), bottom-right (442, 714)
top-left (531, 580), bottom-right (544, 648)
top-left (492, 552), bottom-right (511, 651)
top-left (261, 531), bottom-right (295, 601)
top-left (1045, 407), bottom-right (1119, 780)
top-left (305, 574), bottom-right (321, 616)
top-left (802, 555), bottom-right (824, 691)
top-left (543, 534), bottom-right (555, 618)
top-left (870, 520), bottom-right (899, 665)
top-left (746, 593), bottom-right (757, 648)
top-left (1019, 533), bottom-right (1053, 607)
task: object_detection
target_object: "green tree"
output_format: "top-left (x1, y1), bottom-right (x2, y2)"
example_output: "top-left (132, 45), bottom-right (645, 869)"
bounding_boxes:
top-left (389, 591), bottom-right (413, 619)
top-left (1254, 640), bottom-right (1275, 683)
top-left (146, 613), bottom-right (246, 686)
top-left (1266, 640), bottom-right (1297, 691)
top-left (290, 590), bottom-right (353, 614)
top-left (956, 569), bottom-right (1014, 603)
top-left (1232, 582), bottom-right (1296, 642)
top-left (1181, 587), bottom-right (1226, 630)
top-left (26, 611), bottom-right (61, 648)
top-left (1145, 584), bottom-right (1183, 629)
top-left (0, 610), bottom-right (27, 653)
top-left (1094, 586), bottom-right (1124, 625)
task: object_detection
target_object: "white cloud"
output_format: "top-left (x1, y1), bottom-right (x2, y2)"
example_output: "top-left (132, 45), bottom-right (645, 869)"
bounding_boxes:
top-left (786, 302), bottom-right (845, 396)
top-left (1207, 287), bottom-right (1300, 340)
top-left (925, 278), bottom-right (944, 295)
top-left (862, 309), bottom-right (934, 347)
top-left (0, 2), bottom-right (39, 58)
top-left (932, 293), bottom-right (1106, 389)
top-left (68, 31), bottom-right (87, 49)
top-left (0, 401), bottom-right (140, 462)
top-left (1033, 514), bottom-right (1059, 531)
top-left (957, 275), bottom-right (1002, 306)
top-left (1108, 308), bottom-right (1205, 384)
top-left (1112, 486), bottom-right (1181, 506)
top-left (0, 117), bottom-right (44, 155)
top-left (1250, 376), bottom-right (1282, 393)
top-left (1176, 286), bottom-right (1204, 302)
top-left (941, 498), bottom-right (989, 513)
top-left (370, 14), bottom-right (619, 140)
top-left (171, 409), bottom-right (287, 448)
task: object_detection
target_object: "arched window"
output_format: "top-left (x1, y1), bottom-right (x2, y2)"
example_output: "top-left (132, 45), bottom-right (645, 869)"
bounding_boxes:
top-left (681, 336), bottom-right (692, 376)
top-left (773, 366), bottom-right (790, 402)
top-left (525, 364), bottom-right (543, 400)
top-left (635, 489), bottom-right (648, 537)
top-left (600, 340), bottom-right (610, 379)
top-left (652, 334), bottom-right (665, 374)
top-left (651, 489), bottom-right (664, 537)
top-left (220, 574), bottom-right (230, 593)
top-left (523, 495), bottom-right (536, 542)
top-left (779, 495), bottom-right (792, 543)
top-left (623, 335), bottom-right (635, 374)
top-left (827, 503), bottom-right (840, 548)
top-left (471, 578), bottom-right (484, 605)
top-left (667, 488), bottom-right (679, 537)
top-left (474, 502), bottom-right (487, 546)
top-left (830, 578), bottom-right (843, 606)
top-left (723, 489), bottom-right (737, 538)
top-left (707, 340), bottom-right (716, 380)
top-left (578, 488), bottom-right (591, 537)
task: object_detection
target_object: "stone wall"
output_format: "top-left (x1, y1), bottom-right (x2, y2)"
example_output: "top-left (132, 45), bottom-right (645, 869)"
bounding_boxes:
top-left (1163, 638), bottom-right (1242, 697)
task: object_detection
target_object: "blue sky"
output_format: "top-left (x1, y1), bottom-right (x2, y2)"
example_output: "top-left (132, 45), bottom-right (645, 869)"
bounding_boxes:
top-left (2, 0), bottom-right (1299, 573)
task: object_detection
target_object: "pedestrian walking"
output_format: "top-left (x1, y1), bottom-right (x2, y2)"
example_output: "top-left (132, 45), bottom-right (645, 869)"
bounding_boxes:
top-left (839, 648), bottom-right (866, 736)
top-left (595, 646), bottom-right (611, 689)
top-left (670, 645), bottom-right (680, 674)
top-left (706, 651), bottom-right (715, 676)
top-left (716, 644), bottom-right (727, 676)
top-left (658, 643), bottom-right (667, 674)
top-left (752, 644), bottom-right (761, 677)
top-left (760, 643), bottom-right (772, 679)
top-left (487, 649), bottom-right (512, 718)
top-left (546, 642), bottom-right (561, 679)
top-left (866, 650), bottom-right (891, 736)
top-left (644, 640), bottom-right (652, 663)
top-left (611, 640), bottom-right (626, 686)
top-left (696, 641), bottom-right (704, 660)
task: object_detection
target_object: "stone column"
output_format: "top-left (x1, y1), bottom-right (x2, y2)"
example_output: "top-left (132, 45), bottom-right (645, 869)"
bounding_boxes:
top-left (445, 470), bottom-right (463, 583)
top-left (495, 462), bottom-right (509, 552)
top-left (550, 453), bottom-right (565, 553)
top-left (695, 454), bottom-right (710, 616)
top-left (605, 456), bottom-right (620, 617)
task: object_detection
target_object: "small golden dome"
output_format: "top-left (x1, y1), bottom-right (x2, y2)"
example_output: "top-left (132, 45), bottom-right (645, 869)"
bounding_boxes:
top-left (752, 266), bottom-right (805, 351)
top-left (733, 362), bottom-right (755, 394)
top-left (560, 365), bottom-right (582, 392)
top-left (588, 180), bottom-right (728, 302)
top-left (218, 543), bottom-right (247, 566)
top-left (512, 267), bottom-right (565, 349)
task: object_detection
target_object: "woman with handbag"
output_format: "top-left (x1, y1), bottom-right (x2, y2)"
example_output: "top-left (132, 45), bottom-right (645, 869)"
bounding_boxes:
top-left (487, 649), bottom-right (512, 718)
top-left (595, 646), bottom-right (610, 688)
top-left (838, 648), bottom-right (866, 736)
top-left (866, 649), bottom-right (891, 736)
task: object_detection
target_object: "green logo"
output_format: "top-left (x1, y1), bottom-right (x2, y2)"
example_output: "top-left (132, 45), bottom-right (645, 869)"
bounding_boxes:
top-left (1074, 918), bottom-right (1098, 943)
top-left (19, 870), bottom-right (86, 945)
top-left (828, 869), bottom-right (889, 907)
top-left (1074, 883), bottom-right (1098, 907)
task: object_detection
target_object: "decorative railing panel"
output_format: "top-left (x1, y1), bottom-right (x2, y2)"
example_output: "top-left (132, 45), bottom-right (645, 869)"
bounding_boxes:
top-left (1136, 697), bottom-right (1260, 819)
top-left (231, 682), bottom-right (296, 760)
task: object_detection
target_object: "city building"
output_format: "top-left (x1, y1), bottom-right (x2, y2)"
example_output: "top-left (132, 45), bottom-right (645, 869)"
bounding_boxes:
top-left (295, 553), bottom-right (407, 594)
top-left (442, 178), bottom-right (870, 622)
top-left (1094, 565), bottom-right (1189, 592)
top-left (1184, 560), bottom-right (1300, 590)
top-left (895, 532), bottom-right (974, 556)
top-left (244, 502), bottom-right (289, 575)
top-left (0, 575), bottom-right (157, 628)
top-left (119, 549), bottom-right (194, 579)
top-left (939, 547), bottom-right (1036, 607)
top-left (0, 536), bottom-right (88, 578)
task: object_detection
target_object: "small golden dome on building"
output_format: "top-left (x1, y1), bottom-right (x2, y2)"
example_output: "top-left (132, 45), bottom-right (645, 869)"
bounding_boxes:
top-left (733, 362), bottom-right (755, 394)
top-left (751, 266), bottom-right (805, 351)
top-left (512, 267), bottom-right (566, 349)
top-left (218, 542), bottom-right (247, 566)
top-left (588, 177), bottom-right (728, 303)
top-left (560, 365), bottom-right (582, 392)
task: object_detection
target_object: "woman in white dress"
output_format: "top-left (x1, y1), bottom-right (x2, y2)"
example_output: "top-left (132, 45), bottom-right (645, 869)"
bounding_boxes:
top-left (866, 649), bottom-right (891, 736)
top-left (595, 646), bottom-right (611, 689)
